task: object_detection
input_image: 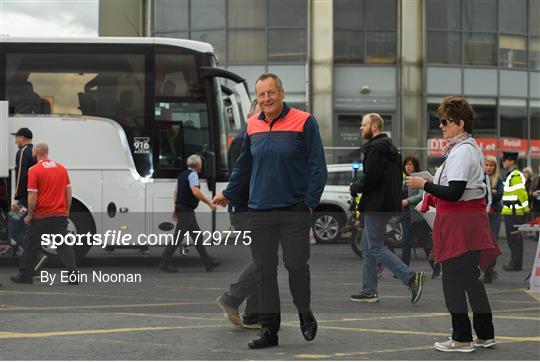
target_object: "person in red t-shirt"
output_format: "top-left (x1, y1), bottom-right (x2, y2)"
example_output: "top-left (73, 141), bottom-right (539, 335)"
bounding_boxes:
top-left (11, 143), bottom-right (78, 284)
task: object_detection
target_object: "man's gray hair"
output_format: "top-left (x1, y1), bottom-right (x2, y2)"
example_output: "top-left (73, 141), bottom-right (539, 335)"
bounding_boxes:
top-left (187, 154), bottom-right (202, 168)
top-left (255, 73), bottom-right (283, 91)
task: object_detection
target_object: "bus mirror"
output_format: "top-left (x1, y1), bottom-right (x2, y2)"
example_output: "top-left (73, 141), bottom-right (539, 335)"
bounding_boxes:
top-left (0, 101), bottom-right (9, 178)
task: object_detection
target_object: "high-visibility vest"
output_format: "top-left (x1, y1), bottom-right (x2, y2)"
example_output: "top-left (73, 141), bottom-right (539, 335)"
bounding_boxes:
top-left (501, 168), bottom-right (529, 215)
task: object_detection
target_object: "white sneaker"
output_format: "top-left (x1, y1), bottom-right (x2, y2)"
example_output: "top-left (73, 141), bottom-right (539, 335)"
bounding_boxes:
top-left (474, 338), bottom-right (496, 348)
top-left (434, 338), bottom-right (475, 352)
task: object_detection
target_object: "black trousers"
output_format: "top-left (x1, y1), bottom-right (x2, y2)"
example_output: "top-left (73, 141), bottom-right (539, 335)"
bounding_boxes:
top-left (222, 212), bottom-right (259, 315)
top-left (504, 214), bottom-right (526, 268)
top-left (441, 250), bottom-right (494, 342)
top-left (161, 206), bottom-right (211, 264)
top-left (19, 216), bottom-right (76, 278)
top-left (250, 202), bottom-right (312, 334)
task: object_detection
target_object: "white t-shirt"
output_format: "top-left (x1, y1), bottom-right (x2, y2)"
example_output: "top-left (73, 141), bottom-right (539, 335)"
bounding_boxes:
top-left (433, 138), bottom-right (486, 201)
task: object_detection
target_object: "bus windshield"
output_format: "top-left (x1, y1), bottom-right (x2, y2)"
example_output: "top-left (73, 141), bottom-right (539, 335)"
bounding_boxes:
top-left (4, 42), bottom-right (245, 180)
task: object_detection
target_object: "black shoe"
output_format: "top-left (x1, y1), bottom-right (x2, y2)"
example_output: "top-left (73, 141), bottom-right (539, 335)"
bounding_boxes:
top-left (299, 310), bottom-right (317, 341)
top-left (248, 328), bottom-right (278, 349)
top-left (503, 264), bottom-right (522, 271)
top-left (158, 263), bottom-right (178, 273)
top-left (350, 292), bottom-right (379, 303)
top-left (203, 258), bottom-right (221, 272)
top-left (10, 274), bottom-right (33, 284)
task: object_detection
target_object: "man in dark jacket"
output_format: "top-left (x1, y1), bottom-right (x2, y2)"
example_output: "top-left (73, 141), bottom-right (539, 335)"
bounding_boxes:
top-left (9, 128), bottom-right (36, 250)
top-left (217, 100), bottom-right (261, 329)
top-left (350, 113), bottom-right (426, 304)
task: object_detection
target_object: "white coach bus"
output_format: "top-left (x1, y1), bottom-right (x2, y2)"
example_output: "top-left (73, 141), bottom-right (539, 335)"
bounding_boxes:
top-left (0, 37), bottom-right (251, 260)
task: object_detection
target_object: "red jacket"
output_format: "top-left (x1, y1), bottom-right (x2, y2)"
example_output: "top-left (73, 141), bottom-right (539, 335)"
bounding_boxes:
top-left (430, 197), bottom-right (500, 269)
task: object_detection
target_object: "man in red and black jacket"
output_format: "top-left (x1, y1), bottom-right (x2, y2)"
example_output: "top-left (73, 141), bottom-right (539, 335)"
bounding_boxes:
top-left (214, 73), bottom-right (327, 349)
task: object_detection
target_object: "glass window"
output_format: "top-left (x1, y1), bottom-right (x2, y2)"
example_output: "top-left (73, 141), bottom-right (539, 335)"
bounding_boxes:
top-left (462, 0), bottom-right (497, 32)
top-left (334, 30), bottom-right (363, 63)
top-left (228, 30), bottom-right (265, 63)
top-left (6, 52), bottom-right (145, 127)
top-left (500, 70), bottom-right (528, 97)
top-left (499, 35), bottom-right (527, 69)
top-left (268, 0), bottom-right (307, 28)
top-left (427, 103), bottom-right (442, 138)
top-left (365, 0), bottom-right (396, 30)
top-left (327, 171), bottom-right (358, 186)
top-left (427, 67), bottom-right (462, 94)
top-left (154, 102), bottom-right (210, 162)
top-left (192, 30), bottom-right (226, 62)
top-left (529, 0), bottom-right (540, 36)
top-left (426, 0), bottom-right (460, 30)
top-left (427, 31), bottom-right (461, 64)
top-left (470, 104), bottom-right (497, 138)
top-left (365, 31), bottom-right (396, 64)
top-left (499, 0), bottom-right (527, 34)
top-left (155, 54), bottom-right (204, 98)
top-left (464, 68), bottom-right (498, 96)
top-left (334, 0), bottom-right (363, 29)
top-left (228, 0), bottom-right (266, 28)
top-left (190, 0), bottom-right (225, 30)
top-left (153, 0), bottom-right (189, 33)
top-left (531, 37), bottom-right (540, 69)
top-left (500, 102), bottom-right (528, 140)
top-left (464, 33), bottom-right (496, 66)
top-left (268, 29), bottom-right (307, 62)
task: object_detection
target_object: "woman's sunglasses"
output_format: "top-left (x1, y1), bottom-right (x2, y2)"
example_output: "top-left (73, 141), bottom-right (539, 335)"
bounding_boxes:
top-left (439, 118), bottom-right (456, 126)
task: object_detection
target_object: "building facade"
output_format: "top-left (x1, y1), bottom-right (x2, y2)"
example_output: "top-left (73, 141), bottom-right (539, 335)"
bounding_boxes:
top-left (100, 0), bottom-right (540, 169)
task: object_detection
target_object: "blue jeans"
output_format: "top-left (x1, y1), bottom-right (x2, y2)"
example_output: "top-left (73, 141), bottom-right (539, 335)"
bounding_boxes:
top-left (362, 213), bottom-right (416, 294)
top-left (488, 213), bottom-right (501, 242)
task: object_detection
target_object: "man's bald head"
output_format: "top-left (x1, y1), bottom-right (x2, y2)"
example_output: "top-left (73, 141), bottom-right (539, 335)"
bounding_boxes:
top-left (360, 113), bottom-right (384, 140)
top-left (33, 143), bottom-right (49, 158)
top-left (364, 113), bottom-right (384, 132)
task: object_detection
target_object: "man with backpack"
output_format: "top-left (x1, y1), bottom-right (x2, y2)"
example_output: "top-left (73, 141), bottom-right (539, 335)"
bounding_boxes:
top-left (349, 113), bottom-right (426, 304)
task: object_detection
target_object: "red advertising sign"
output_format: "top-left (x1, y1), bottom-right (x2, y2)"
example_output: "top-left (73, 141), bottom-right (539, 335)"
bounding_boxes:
top-left (427, 137), bottom-right (538, 158)
top-left (500, 138), bottom-right (529, 157)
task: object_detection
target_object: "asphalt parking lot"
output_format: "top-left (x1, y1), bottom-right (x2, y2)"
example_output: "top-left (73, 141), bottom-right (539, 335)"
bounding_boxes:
top-left (1, 237), bottom-right (539, 360)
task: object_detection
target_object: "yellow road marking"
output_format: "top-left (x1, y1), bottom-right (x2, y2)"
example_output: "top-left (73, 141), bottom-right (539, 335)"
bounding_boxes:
top-left (113, 312), bottom-right (222, 322)
top-left (0, 290), bottom-right (179, 301)
top-left (300, 324), bottom-right (540, 343)
top-left (1, 301), bottom-right (214, 311)
top-left (294, 339), bottom-right (538, 359)
top-left (296, 345), bottom-right (434, 359)
top-left (528, 292), bottom-right (540, 302)
top-left (496, 315), bottom-right (540, 321)
top-left (0, 324), bottom-right (225, 339)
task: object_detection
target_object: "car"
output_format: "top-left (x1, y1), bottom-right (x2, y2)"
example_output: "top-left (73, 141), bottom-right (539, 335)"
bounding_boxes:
top-left (312, 163), bottom-right (363, 243)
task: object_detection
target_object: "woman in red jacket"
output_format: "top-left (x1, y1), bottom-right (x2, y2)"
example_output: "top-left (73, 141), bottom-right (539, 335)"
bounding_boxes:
top-left (407, 96), bottom-right (499, 353)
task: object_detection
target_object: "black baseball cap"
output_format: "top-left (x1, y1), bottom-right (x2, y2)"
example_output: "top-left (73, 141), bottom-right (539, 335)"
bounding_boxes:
top-left (502, 151), bottom-right (518, 161)
top-left (11, 127), bottom-right (33, 139)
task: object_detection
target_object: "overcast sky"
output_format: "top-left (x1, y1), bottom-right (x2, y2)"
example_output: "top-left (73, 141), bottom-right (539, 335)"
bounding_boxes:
top-left (0, 0), bottom-right (98, 37)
